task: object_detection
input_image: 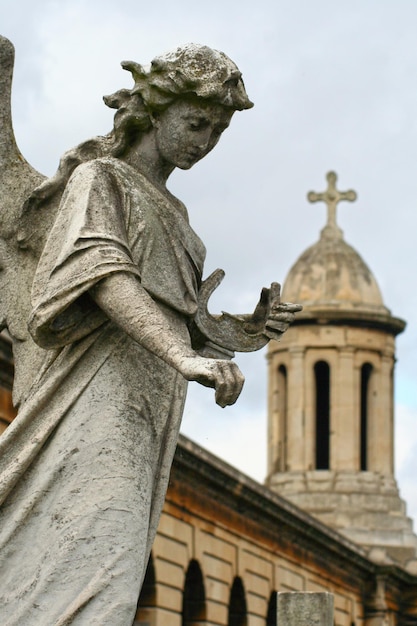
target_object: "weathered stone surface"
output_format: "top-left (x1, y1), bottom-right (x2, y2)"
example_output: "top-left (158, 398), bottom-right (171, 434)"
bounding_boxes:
top-left (0, 36), bottom-right (301, 625)
top-left (277, 591), bottom-right (334, 625)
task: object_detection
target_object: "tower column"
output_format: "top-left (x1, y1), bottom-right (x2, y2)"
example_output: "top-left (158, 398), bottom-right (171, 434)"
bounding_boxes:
top-left (286, 347), bottom-right (305, 471)
top-left (368, 353), bottom-right (394, 475)
top-left (267, 357), bottom-right (289, 476)
top-left (333, 347), bottom-right (358, 470)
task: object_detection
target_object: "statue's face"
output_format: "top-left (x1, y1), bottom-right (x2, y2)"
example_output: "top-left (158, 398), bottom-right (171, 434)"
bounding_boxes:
top-left (153, 99), bottom-right (234, 170)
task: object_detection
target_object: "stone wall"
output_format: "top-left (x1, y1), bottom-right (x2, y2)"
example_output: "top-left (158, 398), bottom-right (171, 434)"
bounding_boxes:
top-left (133, 435), bottom-right (417, 625)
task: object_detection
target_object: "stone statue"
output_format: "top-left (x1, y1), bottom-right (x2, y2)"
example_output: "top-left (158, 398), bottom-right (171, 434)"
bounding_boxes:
top-left (0, 36), bottom-right (301, 624)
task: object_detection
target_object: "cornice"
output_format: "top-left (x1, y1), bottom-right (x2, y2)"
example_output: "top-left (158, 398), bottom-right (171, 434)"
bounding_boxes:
top-left (173, 434), bottom-right (417, 589)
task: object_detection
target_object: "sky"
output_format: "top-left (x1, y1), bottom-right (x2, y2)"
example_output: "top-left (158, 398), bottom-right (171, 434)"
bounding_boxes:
top-left (1, 1), bottom-right (416, 526)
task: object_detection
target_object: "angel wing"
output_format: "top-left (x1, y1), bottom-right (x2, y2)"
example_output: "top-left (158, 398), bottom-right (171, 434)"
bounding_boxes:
top-left (0, 35), bottom-right (45, 335)
top-left (0, 36), bottom-right (45, 240)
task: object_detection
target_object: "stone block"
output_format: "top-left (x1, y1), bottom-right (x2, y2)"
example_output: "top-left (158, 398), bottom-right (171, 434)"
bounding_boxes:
top-left (205, 576), bottom-right (230, 603)
top-left (277, 591), bottom-right (334, 625)
top-left (152, 532), bottom-right (189, 567)
top-left (206, 599), bottom-right (229, 625)
top-left (245, 571), bottom-right (271, 599)
top-left (279, 566), bottom-right (305, 591)
top-left (153, 607), bottom-right (181, 626)
top-left (246, 591), bottom-right (269, 618)
top-left (203, 553), bottom-right (234, 583)
top-left (242, 548), bottom-right (273, 579)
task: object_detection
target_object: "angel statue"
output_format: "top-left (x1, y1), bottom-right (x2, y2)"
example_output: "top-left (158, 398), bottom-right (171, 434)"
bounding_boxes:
top-left (0, 35), bottom-right (301, 624)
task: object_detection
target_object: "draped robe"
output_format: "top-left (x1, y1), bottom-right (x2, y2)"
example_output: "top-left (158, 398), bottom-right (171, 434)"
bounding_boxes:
top-left (0, 157), bottom-right (206, 625)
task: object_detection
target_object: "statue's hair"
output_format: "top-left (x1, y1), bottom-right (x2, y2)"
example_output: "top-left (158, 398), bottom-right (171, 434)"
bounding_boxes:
top-left (106, 44), bottom-right (253, 156)
top-left (24, 44), bottom-right (252, 214)
top-left (120, 44), bottom-right (253, 112)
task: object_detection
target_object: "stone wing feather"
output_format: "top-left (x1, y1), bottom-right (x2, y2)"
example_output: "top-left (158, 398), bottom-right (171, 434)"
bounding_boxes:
top-left (0, 35), bottom-right (45, 239)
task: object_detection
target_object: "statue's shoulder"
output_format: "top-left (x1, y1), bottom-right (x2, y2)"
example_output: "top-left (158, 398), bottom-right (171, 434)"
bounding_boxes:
top-left (66, 156), bottom-right (120, 181)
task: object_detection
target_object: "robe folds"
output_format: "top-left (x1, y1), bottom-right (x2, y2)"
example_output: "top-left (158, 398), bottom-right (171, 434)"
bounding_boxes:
top-left (0, 158), bottom-right (206, 625)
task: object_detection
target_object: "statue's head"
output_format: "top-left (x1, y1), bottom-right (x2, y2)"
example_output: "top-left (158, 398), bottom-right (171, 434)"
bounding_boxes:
top-left (24, 45), bottom-right (252, 213)
top-left (104, 44), bottom-right (253, 155)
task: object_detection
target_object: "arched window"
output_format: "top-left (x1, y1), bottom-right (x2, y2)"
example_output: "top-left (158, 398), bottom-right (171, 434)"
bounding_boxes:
top-left (228, 577), bottom-right (247, 626)
top-left (182, 560), bottom-right (206, 625)
top-left (275, 365), bottom-right (287, 472)
top-left (134, 554), bottom-right (157, 626)
top-left (266, 591), bottom-right (277, 626)
top-left (314, 360), bottom-right (330, 470)
top-left (360, 363), bottom-right (373, 471)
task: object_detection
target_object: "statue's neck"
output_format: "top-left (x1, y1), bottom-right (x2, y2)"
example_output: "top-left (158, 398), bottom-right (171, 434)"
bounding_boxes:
top-left (122, 131), bottom-right (175, 192)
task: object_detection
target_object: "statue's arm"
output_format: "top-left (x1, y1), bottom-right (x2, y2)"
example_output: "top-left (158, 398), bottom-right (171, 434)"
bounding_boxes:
top-left (90, 272), bottom-right (244, 407)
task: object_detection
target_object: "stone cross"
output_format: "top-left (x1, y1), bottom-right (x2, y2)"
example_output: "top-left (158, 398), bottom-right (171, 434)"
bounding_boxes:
top-left (308, 171), bottom-right (357, 235)
top-left (277, 591), bottom-right (334, 625)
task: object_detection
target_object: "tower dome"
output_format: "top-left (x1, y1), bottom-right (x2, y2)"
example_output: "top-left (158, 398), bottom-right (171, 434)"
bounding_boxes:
top-left (282, 171), bottom-right (404, 335)
top-left (283, 230), bottom-right (386, 313)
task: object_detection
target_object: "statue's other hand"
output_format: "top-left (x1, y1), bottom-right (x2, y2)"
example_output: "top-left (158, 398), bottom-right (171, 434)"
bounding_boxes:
top-left (179, 355), bottom-right (245, 407)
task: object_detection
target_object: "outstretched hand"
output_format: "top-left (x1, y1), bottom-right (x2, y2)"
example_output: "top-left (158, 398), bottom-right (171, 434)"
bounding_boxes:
top-left (264, 283), bottom-right (303, 340)
top-left (179, 355), bottom-right (245, 408)
top-left (244, 282), bottom-right (302, 340)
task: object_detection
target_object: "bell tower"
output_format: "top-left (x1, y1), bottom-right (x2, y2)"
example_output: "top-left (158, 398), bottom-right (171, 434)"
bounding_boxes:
top-left (266, 172), bottom-right (417, 566)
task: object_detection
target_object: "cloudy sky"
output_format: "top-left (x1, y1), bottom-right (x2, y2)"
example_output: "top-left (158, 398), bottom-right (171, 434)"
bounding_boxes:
top-left (1, 1), bottom-right (416, 525)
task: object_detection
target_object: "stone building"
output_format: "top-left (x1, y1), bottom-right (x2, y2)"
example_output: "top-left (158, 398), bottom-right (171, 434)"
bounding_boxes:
top-left (266, 172), bottom-right (417, 566)
top-left (1, 172), bottom-right (417, 625)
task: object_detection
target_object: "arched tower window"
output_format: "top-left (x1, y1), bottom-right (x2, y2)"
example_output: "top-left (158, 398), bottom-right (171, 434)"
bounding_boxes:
top-left (266, 591), bottom-right (277, 626)
top-left (360, 363), bottom-right (373, 471)
top-left (275, 365), bottom-right (287, 472)
top-left (134, 554), bottom-right (156, 626)
top-left (228, 577), bottom-right (247, 626)
top-left (314, 360), bottom-right (330, 470)
top-left (182, 560), bottom-right (206, 625)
